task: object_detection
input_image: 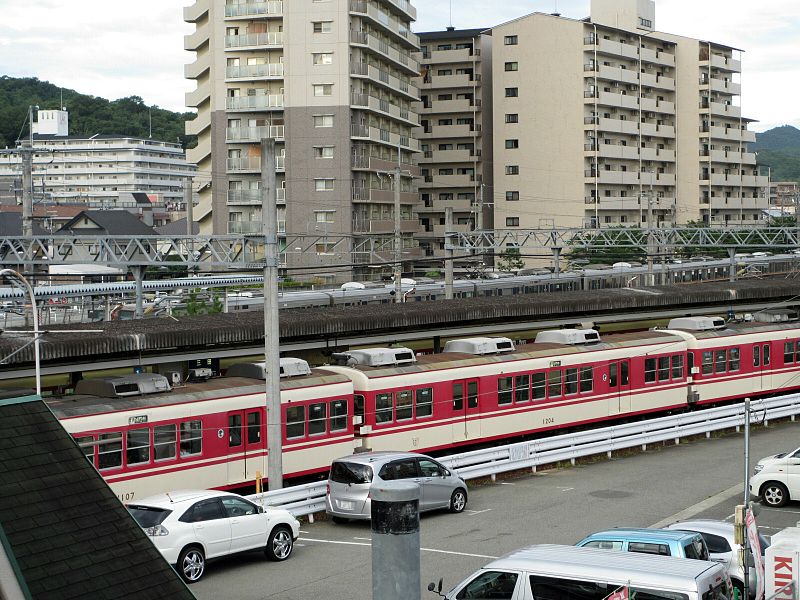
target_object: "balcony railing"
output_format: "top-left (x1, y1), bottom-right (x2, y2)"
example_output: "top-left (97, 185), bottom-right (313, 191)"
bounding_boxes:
top-left (226, 63), bottom-right (284, 79)
top-left (225, 1), bottom-right (283, 18)
top-left (226, 125), bottom-right (285, 142)
top-left (226, 94), bottom-right (284, 111)
top-left (225, 32), bottom-right (283, 48)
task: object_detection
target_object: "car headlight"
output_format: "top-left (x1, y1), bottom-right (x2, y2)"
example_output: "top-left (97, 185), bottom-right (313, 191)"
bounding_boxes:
top-left (144, 524), bottom-right (169, 537)
top-left (754, 464), bottom-right (764, 473)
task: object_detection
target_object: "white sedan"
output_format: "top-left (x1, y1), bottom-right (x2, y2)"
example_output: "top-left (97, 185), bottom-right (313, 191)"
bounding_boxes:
top-left (128, 490), bottom-right (300, 583)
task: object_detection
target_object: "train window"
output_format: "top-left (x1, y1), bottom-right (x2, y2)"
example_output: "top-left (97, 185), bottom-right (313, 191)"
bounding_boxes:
top-left (754, 345), bottom-right (761, 367)
top-left (74, 435), bottom-right (95, 463)
top-left (645, 358), bottom-right (657, 383)
top-left (416, 388), bottom-right (433, 418)
top-left (547, 371), bottom-right (562, 398)
top-left (396, 391), bottom-right (413, 421)
top-left (565, 369), bottom-right (578, 395)
top-left (515, 375), bottom-right (530, 402)
top-left (376, 393), bottom-right (394, 423)
top-left (98, 433), bottom-right (123, 470)
top-left (609, 363), bottom-right (618, 388)
top-left (286, 406), bottom-right (306, 438)
top-left (330, 400), bottom-right (348, 431)
top-left (354, 395), bottom-right (365, 421)
top-left (620, 361), bottom-right (629, 385)
top-left (154, 425), bottom-right (177, 461)
top-left (468, 382), bottom-right (478, 408)
top-left (714, 350), bottom-right (727, 374)
top-left (796, 341), bottom-right (800, 363)
top-left (702, 351), bottom-right (713, 375)
top-left (180, 421), bottom-right (203, 456)
top-left (229, 414), bottom-right (243, 447)
top-left (672, 355), bottom-right (684, 379)
top-left (532, 372), bottom-right (546, 400)
top-left (126, 429), bottom-right (150, 465)
top-left (453, 383), bottom-right (464, 410)
top-left (764, 344), bottom-right (771, 365)
top-left (247, 412), bottom-right (261, 444)
top-left (309, 403), bottom-right (327, 435)
top-left (498, 377), bottom-right (513, 405)
top-left (658, 357), bottom-right (670, 381)
top-left (785, 342), bottom-right (794, 364)
top-left (580, 367), bottom-right (593, 392)
top-left (728, 348), bottom-right (740, 372)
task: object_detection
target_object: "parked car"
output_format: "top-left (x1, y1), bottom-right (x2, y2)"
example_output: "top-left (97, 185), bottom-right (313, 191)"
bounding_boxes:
top-left (325, 451), bottom-right (467, 522)
top-left (750, 446), bottom-right (800, 507)
top-left (664, 519), bottom-right (770, 598)
top-left (127, 490), bottom-right (300, 583)
top-left (576, 528), bottom-right (710, 561)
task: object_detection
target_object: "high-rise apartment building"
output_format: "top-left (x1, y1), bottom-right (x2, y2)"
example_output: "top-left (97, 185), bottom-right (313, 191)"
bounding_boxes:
top-left (415, 28), bottom-right (492, 261)
top-left (184, 0), bottom-right (421, 279)
top-left (490, 0), bottom-right (767, 236)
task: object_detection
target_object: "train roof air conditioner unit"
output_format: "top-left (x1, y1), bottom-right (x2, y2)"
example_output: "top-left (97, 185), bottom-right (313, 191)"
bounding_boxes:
top-left (226, 358), bottom-right (312, 380)
top-left (535, 329), bottom-right (601, 345)
top-left (443, 337), bottom-right (516, 355)
top-left (75, 373), bottom-right (172, 398)
top-left (332, 347), bottom-right (416, 367)
top-left (188, 367), bottom-right (214, 382)
top-left (666, 316), bottom-right (726, 331)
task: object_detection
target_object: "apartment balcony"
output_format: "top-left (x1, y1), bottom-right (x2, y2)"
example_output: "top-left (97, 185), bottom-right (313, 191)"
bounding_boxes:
top-left (597, 65), bottom-right (639, 85)
top-left (597, 91), bottom-right (639, 110)
top-left (640, 147), bottom-right (675, 162)
top-left (598, 117), bottom-right (639, 136)
top-left (427, 47), bottom-right (477, 65)
top-left (185, 53), bottom-right (211, 79)
top-left (427, 174), bottom-right (475, 187)
top-left (184, 24), bottom-right (209, 51)
top-left (741, 152), bottom-right (757, 165)
top-left (226, 125), bottom-right (285, 142)
top-left (709, 197), bottom-right (767, 211)
top-left (703, 100), bottom-right (741, 118)
top-left (350, 62), bottom-right (417, 101)
top-left (226, 94), bottom-right (284, 111)
top-left (708, 149), bottom-right (746, 164)
top-left (708, 54), bottom-right (741, 73)
top-left (639, 47), bottom-right (675, 67)
top-left (352, 187), bottom-right (419, 204)
top-left (383, 0), bottom-right (416, 21)
top-left (226, 63), bottom-right (284, 80)
top-left (186, 111), bottom-right (211, 136)
top-left (350, 124), bottom-right (420, 151)
top-left (640, 72), bottom-right (675, 91)
top-left (586, 171), bottom-right (641, 185)
top-left (425, 98), bottom-right (479, 114)
top-left (348, 0), bottom-right (419, 48)
top-left (184, 2), bottom-right (209, 23)
top-left (350, 30), bottom-right (419, 75)
top-left (595, 144), bottom-right (640, 160)
top-left (224, 1), bottom-right (284, 19)
top-left (594, 37), bottom-right (639, 60)
top-left (640, 122), bottom-right (675, 138)
top-left (705, 77), bottom-right (741, 96)
top-left (421, 123), bottom-right (480, 139)
top-left (706, 125), bottom-right (750, 142)
top-left (227, 188), bottom-right (286, 205)
top-left (742, 130), bottom-right (756, 144)
top-left (425, 73), bottom-right (476, 89)
top-left (426, 149), bottom-right (477, 163)
top-left (228, 220), bottom-right (265, 234)
top-left (226, 157), bottom-right (260, 173)
top-left (351, 154), bottom-right (420, 176)
top-left (591, 197), bottom-right (643, 211)
top-left (351, 218), bottom-right (420, 234)
top-left (185, 85), bottom-right (210, 109)
top-left (350, 93), bottom-right (419, 126)
top-left (640, 97), bottom-right (675, 114)
top-left (225, 31), bottom-right (284, 49)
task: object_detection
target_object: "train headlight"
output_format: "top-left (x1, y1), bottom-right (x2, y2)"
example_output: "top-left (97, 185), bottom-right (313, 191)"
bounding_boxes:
top-left (144, 524), bottom-right (169, 537)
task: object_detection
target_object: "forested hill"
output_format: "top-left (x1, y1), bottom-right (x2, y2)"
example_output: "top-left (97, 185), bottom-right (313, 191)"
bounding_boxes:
top-left (754, 125), bottom-right (800, 182)
top-left (0, 76), bottom-right (196, 149)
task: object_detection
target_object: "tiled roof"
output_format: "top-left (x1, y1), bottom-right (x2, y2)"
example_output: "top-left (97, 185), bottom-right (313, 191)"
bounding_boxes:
top-left (56, 210), bottom-right (157, 236)
top-left (0, 394), bottom-right (196, 600)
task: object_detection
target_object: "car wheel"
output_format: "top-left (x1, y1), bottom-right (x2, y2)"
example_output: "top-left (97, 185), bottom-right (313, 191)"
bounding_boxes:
top-left (732, 580), bottom-right (744, 599)
top-left (449, 488), bottom-right (467, 513)
top-left (177, 546), bottom-right (205, 583)
top-left (331, 516), bottom-right (349, 525)
top-left (266, 526), bottom-right (293, 561)
top-left (762, 482), bottom-right (790, 507)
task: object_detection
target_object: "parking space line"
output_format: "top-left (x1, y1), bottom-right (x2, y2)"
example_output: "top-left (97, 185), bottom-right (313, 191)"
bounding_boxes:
top-left (299, 537), bottom-right (497, 559)
top-left (466, 509), bottom-right (492, 516)
top-left (761, 507), bottom-right (800, 515)
top-left (648, 483), bottom-right (743, 528)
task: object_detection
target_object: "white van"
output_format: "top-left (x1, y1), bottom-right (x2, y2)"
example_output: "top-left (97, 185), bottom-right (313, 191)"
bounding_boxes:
top-left (429, 544), bottom-right (731, 599)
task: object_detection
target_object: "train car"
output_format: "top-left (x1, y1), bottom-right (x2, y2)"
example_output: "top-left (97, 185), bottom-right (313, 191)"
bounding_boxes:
top-left (325, 330), bottom-right (691, 455)
top-left (49, 359), bottom-right (355, 501)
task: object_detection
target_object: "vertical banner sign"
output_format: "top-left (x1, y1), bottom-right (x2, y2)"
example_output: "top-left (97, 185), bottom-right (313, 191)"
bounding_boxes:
top-left (745, 509), bottom-right (765, 600)
top-left (767, 553), bottom-right (796, 600)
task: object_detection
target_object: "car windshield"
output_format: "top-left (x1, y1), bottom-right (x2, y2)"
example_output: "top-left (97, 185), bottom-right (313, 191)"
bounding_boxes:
top-left (330, 461), bottom-right (373, 484)
top-left (127, 505), bottom-right (172, 528)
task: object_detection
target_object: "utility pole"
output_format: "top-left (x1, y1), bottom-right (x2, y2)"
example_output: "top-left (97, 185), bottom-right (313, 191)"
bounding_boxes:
top-left (445, 207), bottom-right (454, 300)
top-left (393, 145), bottom-right (403, 303)
top-left (646, 173), bottom-right (655, 286)
top-left (21, 144), bottom-right (34, 238)
top-left (261, 138), bottom-right (283, 490)
top-left (184, 177), bottom-right (194, 237)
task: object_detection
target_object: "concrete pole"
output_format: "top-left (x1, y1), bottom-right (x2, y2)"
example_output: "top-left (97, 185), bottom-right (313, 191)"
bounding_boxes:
top-left (371, 481), bottom-right (420, 600)
top-left (445, 207), bottom-right (454, 300)
top-left (132, 266), bottom-right (145, 319)
top-left (185, 178), bottom-right (194, 237)
top-left (0, 270), bottom-right (40, 396)
top-left (743, 398), bottom-right (751, 599)
top-left (646, 191), bottom-right (655, 287)
top-left (728, 248), bottom-right (737, 282)
top-left (261, 138), bottom-right (283, 490)
top-left (21, 145), bottom-right (34, 238)
top-left (551, 247), bottom-right (562, 277)
top-left (393, 155), bottom-right (403, 303)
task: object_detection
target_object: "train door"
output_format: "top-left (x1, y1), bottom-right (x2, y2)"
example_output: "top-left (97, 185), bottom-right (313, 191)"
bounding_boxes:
top-left (753, 343), bottom-right (771, 393)
top-left (608, 359), bottom-right (631, 415)
top-left (452, 379), bottom-right (480, 442)
top-left (226, 409), bottom-right (265, 485)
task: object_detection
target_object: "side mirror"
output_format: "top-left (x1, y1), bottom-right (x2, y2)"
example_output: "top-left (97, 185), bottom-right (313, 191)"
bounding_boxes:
top-left (257, 506), bottom-right (265, 514)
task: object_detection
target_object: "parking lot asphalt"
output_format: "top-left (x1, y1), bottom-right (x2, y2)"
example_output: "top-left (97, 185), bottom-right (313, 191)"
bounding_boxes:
top-left (193, 419), bottom-right (800, 600)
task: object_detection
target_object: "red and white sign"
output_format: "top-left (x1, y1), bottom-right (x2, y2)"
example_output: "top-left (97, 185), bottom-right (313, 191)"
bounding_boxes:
top-left (606, 586), bottom-right (628, 600)
top-left (765, 527), bottom-right (800, 600)
top-left (745, 509), bottom-right (765, 600)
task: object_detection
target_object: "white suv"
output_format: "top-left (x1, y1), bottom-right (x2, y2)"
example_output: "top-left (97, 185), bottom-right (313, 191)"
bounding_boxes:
top-left (750, 446), bottom-right (800, 507)
top-left (127, 490), bottom-right (300, 583)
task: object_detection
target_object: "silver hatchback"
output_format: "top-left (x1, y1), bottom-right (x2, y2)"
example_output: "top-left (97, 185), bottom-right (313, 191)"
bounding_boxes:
top-left (325, 451), bottom-right (468, 522)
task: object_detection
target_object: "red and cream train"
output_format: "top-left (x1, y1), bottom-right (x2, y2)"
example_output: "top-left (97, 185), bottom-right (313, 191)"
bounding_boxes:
top-left (47, 315), bottom-right (800, 500)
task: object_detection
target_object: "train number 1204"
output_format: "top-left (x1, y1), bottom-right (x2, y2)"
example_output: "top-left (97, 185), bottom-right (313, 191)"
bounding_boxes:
top-left (542, 417), bottom-right (555, 425)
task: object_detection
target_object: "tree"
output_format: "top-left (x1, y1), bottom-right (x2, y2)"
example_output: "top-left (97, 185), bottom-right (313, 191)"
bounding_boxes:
top-left (496, 248), bottom-right (524, 272)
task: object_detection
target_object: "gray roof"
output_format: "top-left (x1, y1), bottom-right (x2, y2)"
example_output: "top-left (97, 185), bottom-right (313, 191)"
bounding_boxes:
top-left (156, 217), bottom-right (199, 236)
top-left (56, 210), bottom-right (157, 236)
top-left (417, 28), bottom-right (486, 41)
top-left (0, 212), bottom-right (49, 236)
top-left (0, 393), bottom-right (196, 600)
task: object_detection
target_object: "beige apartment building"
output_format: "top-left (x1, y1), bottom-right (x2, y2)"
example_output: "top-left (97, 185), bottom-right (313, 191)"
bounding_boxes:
top-left (184, 0), bottom-right (421, 278)
top-left (491, 0), bottom-right (768, 236)
top-left (415, 28), bottom-right (493, 260)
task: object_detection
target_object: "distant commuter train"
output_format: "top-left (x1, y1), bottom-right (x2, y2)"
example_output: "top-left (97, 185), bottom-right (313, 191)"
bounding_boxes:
top-left (45, 312), bottom-right (800, 499)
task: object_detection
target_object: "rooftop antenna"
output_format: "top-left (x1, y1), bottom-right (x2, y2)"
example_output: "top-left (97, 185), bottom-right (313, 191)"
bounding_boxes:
top-left (449, 0), bottom-right (453, 29)
top-left (148, 107), bottom-right (152, 139)
top-left (553, 0), bottom-right (561, 16)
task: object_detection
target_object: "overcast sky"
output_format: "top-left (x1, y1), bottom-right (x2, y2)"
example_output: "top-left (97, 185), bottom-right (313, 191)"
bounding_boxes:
top-left (1, 0), bottom-right (797, 131)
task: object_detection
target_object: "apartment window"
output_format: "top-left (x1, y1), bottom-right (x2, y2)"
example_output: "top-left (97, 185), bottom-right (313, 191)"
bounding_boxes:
top-left (505, 87), bottom-right (518, 98)
top-left (312, 21), bottom-right (332, 33)
top-left (313, 84), bottom-right (333, 96)
top-left (506, 165), bottom-right (519, 175)
top-left (505, 139), bottom-right (519, 149)
top-left (315, 211), bottom-right (335, 223)
top-left (504, 35), bottom-right (518, 45)
top-left (313, 146), bottom-right (334, 159)
top-left (438, 118), bottom-right (453, 126)
top-left (437, 69), bottom-right (453, 76)
top-left (506, 191), bottom-right (520, 201)
top-left (437, 94), bottom-right (453, 100)
top-left (506, 217), bottom-right (520, 227)
top-left (505, 113), bottom-right (519, 124)
top-left (315, 178), bottom-right (335, 191)
top-left (313, 114), bottom-right (334, 128)
top-left (504, 62), bottom-right (519, 72)
top-left (312, 52), bottom-right (333, 65)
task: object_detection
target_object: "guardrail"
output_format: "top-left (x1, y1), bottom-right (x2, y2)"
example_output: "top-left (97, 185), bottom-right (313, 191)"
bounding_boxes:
top-left (246, 393), bottom-right (800, 519)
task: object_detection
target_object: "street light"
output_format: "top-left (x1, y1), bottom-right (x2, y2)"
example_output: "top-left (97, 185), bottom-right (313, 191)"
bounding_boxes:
top-left (0, 269), bottom-right (40, 395)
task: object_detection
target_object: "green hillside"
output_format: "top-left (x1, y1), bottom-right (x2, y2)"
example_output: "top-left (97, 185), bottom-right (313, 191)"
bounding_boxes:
top-left (754, 125), bottom-right (800, 182)
top-left (0, 76), bottom-right (196, 149)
